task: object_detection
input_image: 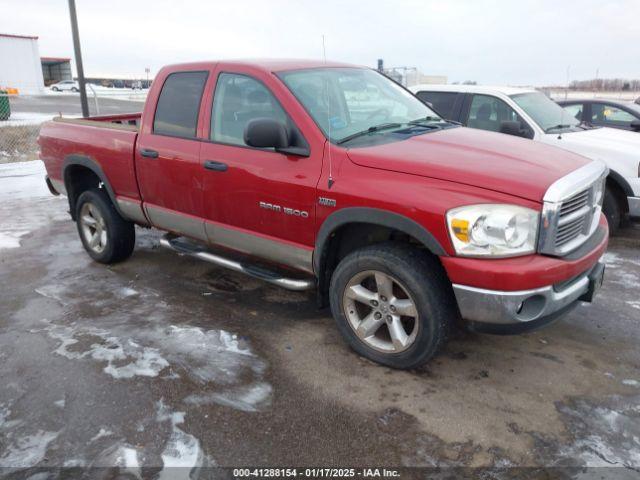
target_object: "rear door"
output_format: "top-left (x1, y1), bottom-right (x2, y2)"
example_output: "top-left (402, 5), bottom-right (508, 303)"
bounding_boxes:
top-left (590, 102), bottom-right (638, 130)
top-left (135, 69), bottom-right (209, 241)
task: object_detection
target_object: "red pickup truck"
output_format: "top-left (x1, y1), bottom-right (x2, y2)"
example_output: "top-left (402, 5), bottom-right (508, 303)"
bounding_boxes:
top-left (39, 59), bottom-right (608, 369)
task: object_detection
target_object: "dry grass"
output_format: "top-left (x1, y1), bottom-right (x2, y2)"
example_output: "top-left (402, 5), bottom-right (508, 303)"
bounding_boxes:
top-left (0, 124), bottom-right (41, 164)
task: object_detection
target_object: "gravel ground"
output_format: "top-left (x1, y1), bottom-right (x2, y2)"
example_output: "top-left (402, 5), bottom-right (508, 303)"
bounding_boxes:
top-left (1, 161), bottom-right (639, 478)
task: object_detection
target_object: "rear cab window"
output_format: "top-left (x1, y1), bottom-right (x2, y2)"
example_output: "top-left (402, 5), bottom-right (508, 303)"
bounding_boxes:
top-left (415, 91), bottom-right (458, 119)
top-left (153, 71), bottom-right (208, 138)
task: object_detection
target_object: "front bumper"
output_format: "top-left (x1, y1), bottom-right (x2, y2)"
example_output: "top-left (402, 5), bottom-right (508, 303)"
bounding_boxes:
top-left (628, 196), bottom-right (640, 218)
top-left (453, 260), bottom-right (605, 332)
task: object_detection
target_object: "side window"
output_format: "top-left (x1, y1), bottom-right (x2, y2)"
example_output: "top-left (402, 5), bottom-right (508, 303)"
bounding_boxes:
top-left (416, 91), bottom-right (457, 119)
top-left (562, 103), bottom-right (584, 121)
top-left (591, 103), bottom-right (635, 127)
top-left (211, 73), bottom-right (288, 146)
top-left (153, 71), bottom-right (208, 138)
top-left (467, 94), bottom-right (530, 135)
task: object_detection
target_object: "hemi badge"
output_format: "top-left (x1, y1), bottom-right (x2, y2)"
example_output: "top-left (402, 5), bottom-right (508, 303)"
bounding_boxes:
top-left (318, 197), bottom-right (337, 207)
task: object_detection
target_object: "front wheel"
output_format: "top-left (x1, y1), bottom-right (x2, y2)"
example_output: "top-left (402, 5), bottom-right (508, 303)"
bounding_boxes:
top-left (76, 188), bottom-right (135, 264)
top-left (71, 87), bottom-right (79, 92)
top-left (602, 185), bottom-right (622, 235)
top-left (329, 243), bottom-right (457, 369)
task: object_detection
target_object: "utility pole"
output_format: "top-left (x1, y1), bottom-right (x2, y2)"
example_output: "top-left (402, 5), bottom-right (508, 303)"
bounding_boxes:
top-left (68, 0), bottom-right (89, 117)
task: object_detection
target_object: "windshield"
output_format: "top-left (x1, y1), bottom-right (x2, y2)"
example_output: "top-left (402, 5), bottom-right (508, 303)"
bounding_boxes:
top-left (278, 67), bottom-right (441, 143)
top-left (510, 92), bottom-right (581, 132)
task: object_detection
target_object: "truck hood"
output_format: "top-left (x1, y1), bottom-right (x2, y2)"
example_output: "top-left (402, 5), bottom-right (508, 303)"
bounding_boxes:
top-left (346, 127), bottom-right (590, 202)
top-left (540, 127), bottom-right (640, 177)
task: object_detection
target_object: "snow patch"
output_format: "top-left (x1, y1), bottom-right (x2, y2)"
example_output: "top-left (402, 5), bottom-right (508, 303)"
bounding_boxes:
top-left (184, 382), bottom-right (272, 412)
top-left (116, 446), bottom-right (142, 479)
top-left (623, 379), bottom-right (640, 387)
top-left (556, 395), bottom-right (640, 469)
top-left (0, 161), bottom-right (68, 250)
top-left (156, 399), bottom-right (211, 479)
top-left (54, 398), bottom-right (65, 408)
top-left (46, 324), bottom-right (169, 379)
top-left (0, 112), bottom-right (60, 127)
top-left (0, 430), bottom-right (59, 468)
top-left (627, 301), bottom-right (640, 311)
top-left (90, 428), bottom-right (113, 442)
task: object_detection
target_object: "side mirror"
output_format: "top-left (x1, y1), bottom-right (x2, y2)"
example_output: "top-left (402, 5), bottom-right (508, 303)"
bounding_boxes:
top-left (630, 119), bottom-right (640, 132)
top-left (244, 118), bottom-right (310, 156)
top-left (500, 121), bottom-right (529, 138)
top-left (244, 118), bottom-right (289, 149)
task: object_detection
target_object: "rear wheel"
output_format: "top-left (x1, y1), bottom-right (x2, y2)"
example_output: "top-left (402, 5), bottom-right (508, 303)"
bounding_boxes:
top-left (76, 188), bottom-right (135, 264)
top-left (602, 185), bottom-right (622, 235)
top-left (329, 243), bottom-right (457, 369)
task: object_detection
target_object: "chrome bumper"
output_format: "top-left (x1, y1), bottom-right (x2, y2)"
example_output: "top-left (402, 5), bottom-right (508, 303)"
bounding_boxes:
top-left (452, 262), bottom-right (604, 325)
top-left (628, 196), bottom-right (640, 218)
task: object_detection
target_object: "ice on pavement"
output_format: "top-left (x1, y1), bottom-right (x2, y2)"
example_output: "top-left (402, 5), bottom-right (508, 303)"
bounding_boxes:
top-left (0, 160), bottom-right (68, 250)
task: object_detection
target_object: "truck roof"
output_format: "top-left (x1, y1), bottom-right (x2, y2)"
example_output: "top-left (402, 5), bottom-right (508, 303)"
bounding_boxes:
top-left (410, 84), bottom-right (538, 97)
top-left (162, 58), bottom-right (362, 73)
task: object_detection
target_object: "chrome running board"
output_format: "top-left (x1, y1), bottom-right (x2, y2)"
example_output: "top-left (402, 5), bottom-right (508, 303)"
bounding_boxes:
top-left (159, 235), bottom-right (315, 291)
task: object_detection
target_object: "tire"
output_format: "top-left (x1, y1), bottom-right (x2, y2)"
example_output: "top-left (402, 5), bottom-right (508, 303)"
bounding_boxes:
top-left (51, 87), bottom-right (59, 92)
top-left (329, 243), bottom-right (457, 369)
top-left (71, 87), bottom-right (79, 92)
top-left (602, 186), bottom-right (622, 235)
top-left (75, 188), bottom-right (135, 264)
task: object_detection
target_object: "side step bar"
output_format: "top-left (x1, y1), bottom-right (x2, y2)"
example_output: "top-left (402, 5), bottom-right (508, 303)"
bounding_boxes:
top-left (159, 235), bottom-right (315, 291)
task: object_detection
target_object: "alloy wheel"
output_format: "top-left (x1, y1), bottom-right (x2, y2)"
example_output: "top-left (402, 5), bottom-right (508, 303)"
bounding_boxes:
top-left (79, 202), bottom-right (108, 254)
top-left (342, 270), bottom-right (419, 353)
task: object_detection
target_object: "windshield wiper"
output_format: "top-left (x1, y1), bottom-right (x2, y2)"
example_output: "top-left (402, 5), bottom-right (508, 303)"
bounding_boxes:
top-left (337, 123), bottom-right (402, 145)
top-left (409, 117), bottom-right (461, 127)
top-left (408, 116), bottom-right (441, 125)
top-left (545, 123), bottom-right (572, 133)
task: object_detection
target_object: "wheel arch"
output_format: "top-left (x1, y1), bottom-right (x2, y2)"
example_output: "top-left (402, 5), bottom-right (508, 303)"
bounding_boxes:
top-left (314, 207), bottom-right (448, 307)
top-left (606, 170), bottom-right (632, 213)
top-left (63, 155), bottom-right (125, 220)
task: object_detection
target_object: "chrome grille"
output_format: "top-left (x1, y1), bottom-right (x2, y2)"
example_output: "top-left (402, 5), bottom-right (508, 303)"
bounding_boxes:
top-left (538, 162), bottom-right (608, 257)
top-left (559, 189), bottom-right (590, 216)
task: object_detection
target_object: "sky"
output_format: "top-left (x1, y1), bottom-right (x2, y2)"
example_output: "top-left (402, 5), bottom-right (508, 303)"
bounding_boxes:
top-left (2, 0), bottom-right (638, 85)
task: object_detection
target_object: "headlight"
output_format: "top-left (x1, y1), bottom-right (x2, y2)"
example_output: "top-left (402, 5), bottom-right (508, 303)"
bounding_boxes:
top-left (446, 204), bottom-right (539, 257)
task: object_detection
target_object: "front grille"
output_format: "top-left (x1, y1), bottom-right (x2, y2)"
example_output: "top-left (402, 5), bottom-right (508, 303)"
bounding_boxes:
top-left (559, 189), bottom-right (590, 216)
top-left (538, 162), bottom-right (607, 257)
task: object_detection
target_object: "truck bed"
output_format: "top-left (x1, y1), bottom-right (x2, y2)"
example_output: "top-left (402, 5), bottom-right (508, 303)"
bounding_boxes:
top-left (51, 112), bottom-right (142, 132)
top-left (38, 112), bottom-right (142, 202)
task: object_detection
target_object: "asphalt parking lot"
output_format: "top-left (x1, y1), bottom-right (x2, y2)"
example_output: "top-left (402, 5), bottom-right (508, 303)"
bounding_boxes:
top-left (1, 162), bottom-right (640, 477)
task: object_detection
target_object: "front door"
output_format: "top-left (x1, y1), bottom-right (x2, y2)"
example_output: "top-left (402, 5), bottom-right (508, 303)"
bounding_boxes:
top-left (198, 71), bottom-right (322, 273)
top-left (135, 70), bottom-right (209, 241)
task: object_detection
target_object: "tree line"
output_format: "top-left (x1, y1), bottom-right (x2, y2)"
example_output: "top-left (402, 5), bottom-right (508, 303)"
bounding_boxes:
top-left (569, 78), bottom-right (640, 91)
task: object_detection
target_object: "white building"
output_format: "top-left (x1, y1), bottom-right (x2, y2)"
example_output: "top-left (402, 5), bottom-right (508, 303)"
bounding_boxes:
top-left (0, 33), bottom-right (45, 94)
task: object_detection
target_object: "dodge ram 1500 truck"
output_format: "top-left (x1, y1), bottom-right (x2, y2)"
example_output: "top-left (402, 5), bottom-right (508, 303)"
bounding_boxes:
top-left (39, 60), bottom-right (608, 369)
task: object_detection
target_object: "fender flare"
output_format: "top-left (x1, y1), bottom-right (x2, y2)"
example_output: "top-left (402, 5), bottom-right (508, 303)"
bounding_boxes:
top-left (313, 207), bottom-right (448, 274)
top-left (607, 169), bottom-right (633, 199)
top-left (62, 155), bottom-right (126, 219)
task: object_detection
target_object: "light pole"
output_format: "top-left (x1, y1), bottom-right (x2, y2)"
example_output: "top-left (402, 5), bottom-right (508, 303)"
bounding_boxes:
top-left (68, 0), bottom-right (89, 117)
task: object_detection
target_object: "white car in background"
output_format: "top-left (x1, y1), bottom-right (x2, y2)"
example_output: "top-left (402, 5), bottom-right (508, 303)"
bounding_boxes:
top-left (410, 84), bottom-right (640, 232)
top-left (49, 80), bottom-right (79, 92)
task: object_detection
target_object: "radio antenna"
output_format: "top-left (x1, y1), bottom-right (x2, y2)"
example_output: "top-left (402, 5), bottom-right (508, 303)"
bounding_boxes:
top-left (323, 34), bottom-right (334, 189)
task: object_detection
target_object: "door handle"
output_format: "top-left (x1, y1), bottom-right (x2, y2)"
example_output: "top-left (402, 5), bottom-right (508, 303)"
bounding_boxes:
top-left (140, 148), bottom-right (159, 158)
top-left (204, 160), bottom-right (228, 172)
